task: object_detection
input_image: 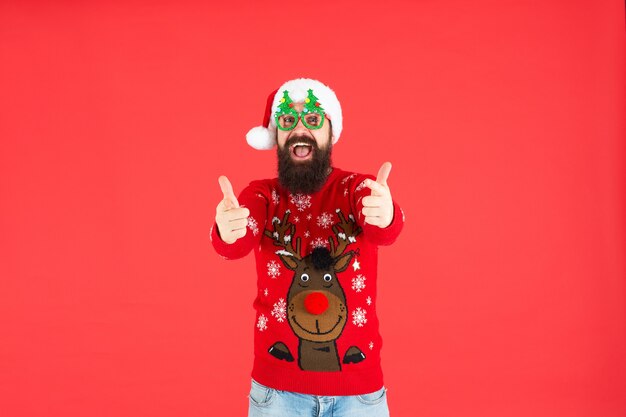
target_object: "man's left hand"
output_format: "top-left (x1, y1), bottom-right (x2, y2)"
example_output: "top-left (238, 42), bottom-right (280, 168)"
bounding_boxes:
top-left (362, 162), bottom-right (394, 228)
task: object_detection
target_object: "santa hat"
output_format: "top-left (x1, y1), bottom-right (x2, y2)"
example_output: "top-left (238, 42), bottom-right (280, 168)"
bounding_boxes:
top-left (246, 78), bottom-right (343, 150)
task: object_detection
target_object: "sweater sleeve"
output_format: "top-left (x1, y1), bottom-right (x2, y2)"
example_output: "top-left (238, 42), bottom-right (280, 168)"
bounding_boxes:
top-left (352, 174), bottom-right (405, 246)
top-left (210, 180), bottom-right (269, 260)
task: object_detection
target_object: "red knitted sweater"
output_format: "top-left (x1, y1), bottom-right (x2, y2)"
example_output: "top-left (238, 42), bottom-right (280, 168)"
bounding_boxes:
top-left (211, 167), bottom-right (404, 395)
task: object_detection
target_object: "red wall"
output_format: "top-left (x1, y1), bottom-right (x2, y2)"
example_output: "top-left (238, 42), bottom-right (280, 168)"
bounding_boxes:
top-left (1, 1), bottom-right (624, 416)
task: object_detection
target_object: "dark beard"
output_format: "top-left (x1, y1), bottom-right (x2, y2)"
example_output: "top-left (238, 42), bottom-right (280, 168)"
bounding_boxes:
top-left (277, 135), bottom-right (332, 195)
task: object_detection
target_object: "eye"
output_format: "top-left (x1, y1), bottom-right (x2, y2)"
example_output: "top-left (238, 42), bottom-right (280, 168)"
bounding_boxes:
top-left (301, 273), bottom-right (310, 282)
top-left (305, 115), bottom-right (319, 126)
top-left (323, 274), bottom-right (332, 282)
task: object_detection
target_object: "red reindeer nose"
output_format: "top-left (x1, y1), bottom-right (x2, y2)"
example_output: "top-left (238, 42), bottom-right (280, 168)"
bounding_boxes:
top-left (304, 292), bottom-right (329, 315)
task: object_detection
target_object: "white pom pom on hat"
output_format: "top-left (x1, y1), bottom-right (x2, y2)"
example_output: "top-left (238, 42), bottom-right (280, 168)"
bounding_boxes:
top-left (246, 78), bottom-right (343, 150)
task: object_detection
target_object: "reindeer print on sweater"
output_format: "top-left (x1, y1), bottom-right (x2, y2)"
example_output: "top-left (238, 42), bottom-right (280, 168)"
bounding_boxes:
top-left (265, 210), bottom-right (366, 371)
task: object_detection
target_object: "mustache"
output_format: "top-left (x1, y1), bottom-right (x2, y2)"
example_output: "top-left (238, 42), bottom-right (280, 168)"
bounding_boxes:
top-left (285, 135), bottom-right (317, 149)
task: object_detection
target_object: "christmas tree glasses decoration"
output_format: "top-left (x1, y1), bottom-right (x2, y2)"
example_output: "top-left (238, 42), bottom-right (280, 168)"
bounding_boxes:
top-left (275, 89), bottom-right (325, 131)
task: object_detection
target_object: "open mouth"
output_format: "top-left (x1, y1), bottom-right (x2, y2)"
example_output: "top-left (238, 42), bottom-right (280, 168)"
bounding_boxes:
top-left (290, 142), bottom-right (313, 161)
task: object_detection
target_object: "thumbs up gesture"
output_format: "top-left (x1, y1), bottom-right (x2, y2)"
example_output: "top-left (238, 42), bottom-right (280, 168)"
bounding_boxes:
top-left (361, 162), bottom-right (394, 228)
top-left (215, 176), bottom-right (250, 244)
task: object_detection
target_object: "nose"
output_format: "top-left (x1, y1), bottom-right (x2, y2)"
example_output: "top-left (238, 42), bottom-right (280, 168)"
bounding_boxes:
top-left (292, 118), bottom-right (309, 135)
top-left (304, 292), bottom-right (329, 315)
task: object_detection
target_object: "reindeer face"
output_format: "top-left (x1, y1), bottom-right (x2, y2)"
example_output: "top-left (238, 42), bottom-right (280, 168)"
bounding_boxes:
top-left (265, 210), bottom-right (362, 347)
top-left (282, 249), bottom-right (353, 343)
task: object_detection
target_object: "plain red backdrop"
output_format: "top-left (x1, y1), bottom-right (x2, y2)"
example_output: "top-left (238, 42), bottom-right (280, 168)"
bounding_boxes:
top-left (1, 1), bottom-right (625, 416)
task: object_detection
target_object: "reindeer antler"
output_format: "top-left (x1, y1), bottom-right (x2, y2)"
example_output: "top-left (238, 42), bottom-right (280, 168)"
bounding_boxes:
top-left (328, 209), bottom-right (362, 258)
top-left (264, 210), bottom-right (302, 260)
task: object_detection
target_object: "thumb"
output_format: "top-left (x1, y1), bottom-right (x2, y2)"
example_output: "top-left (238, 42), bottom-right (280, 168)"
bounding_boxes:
top-left (218, 175), bottom-right (239, 208)
top-left (376, 162), bottom-right (392, 186)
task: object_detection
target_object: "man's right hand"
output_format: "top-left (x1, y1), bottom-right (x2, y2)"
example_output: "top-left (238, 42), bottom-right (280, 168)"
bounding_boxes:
top-left (215, 176), bottom-right (250, 244)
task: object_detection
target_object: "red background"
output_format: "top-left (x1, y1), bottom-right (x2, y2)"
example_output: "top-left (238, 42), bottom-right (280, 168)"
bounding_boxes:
top-left (1, 1), bottom-right (625, 416)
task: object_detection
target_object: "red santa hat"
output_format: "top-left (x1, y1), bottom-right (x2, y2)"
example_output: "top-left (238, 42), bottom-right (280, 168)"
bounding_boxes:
top-left (246, 78), bottom-right (343, 150)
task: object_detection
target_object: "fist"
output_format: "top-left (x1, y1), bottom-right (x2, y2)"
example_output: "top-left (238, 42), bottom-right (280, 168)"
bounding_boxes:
top-left (215, 175), bottom-right (250, 244)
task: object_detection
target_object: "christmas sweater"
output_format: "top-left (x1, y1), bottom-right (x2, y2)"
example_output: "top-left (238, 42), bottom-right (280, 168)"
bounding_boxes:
top-left (210, 167), bottom-right (404, 396)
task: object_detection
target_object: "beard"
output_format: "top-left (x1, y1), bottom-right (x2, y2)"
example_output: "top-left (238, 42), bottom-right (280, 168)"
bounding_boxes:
top-left (277, 134), bottom-right (333, 195)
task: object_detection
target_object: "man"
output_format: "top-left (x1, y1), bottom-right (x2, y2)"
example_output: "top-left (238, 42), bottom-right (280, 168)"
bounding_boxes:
top-left (211, 78), bottom-right (404, 417)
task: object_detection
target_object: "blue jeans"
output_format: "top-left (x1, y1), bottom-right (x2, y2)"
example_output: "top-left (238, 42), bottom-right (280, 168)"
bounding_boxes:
top-left (248, 379), bottom-right (390, 417)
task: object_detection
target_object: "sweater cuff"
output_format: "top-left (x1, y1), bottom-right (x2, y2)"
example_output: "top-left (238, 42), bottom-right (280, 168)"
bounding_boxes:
top-left (210, 222), bottom-right (246, 260)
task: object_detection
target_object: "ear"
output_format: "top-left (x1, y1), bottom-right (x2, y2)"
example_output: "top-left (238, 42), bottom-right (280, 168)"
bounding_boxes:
top-left (333, 251), bottom-right (354, 273)
top-left (278, 254), bottom-right (300, 271)
top-left (327, 118), bottom-right (337, 145)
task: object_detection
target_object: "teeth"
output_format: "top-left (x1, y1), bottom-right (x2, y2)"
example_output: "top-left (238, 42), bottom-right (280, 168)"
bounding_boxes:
top-left (291, 142), bottom-right (312, 148)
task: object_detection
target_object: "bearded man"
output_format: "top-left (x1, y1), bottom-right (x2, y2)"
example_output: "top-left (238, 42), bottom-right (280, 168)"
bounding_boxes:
top-left (211, 78), bottom-right (404, 417)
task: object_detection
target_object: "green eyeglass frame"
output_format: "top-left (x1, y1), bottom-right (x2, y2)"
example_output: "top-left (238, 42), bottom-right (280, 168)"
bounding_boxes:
top-left (274, 88), bottom-right (326, 131)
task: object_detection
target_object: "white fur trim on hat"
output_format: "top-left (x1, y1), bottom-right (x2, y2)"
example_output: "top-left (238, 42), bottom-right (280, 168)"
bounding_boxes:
top-left (246, 78), bottom-right (343, 150)
top-left (246, 126), bottom-right (275, 150)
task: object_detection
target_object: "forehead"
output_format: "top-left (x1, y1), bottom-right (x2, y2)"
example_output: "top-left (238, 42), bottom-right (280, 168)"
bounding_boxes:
top-left (291, 102), bottom-right (304, 111)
